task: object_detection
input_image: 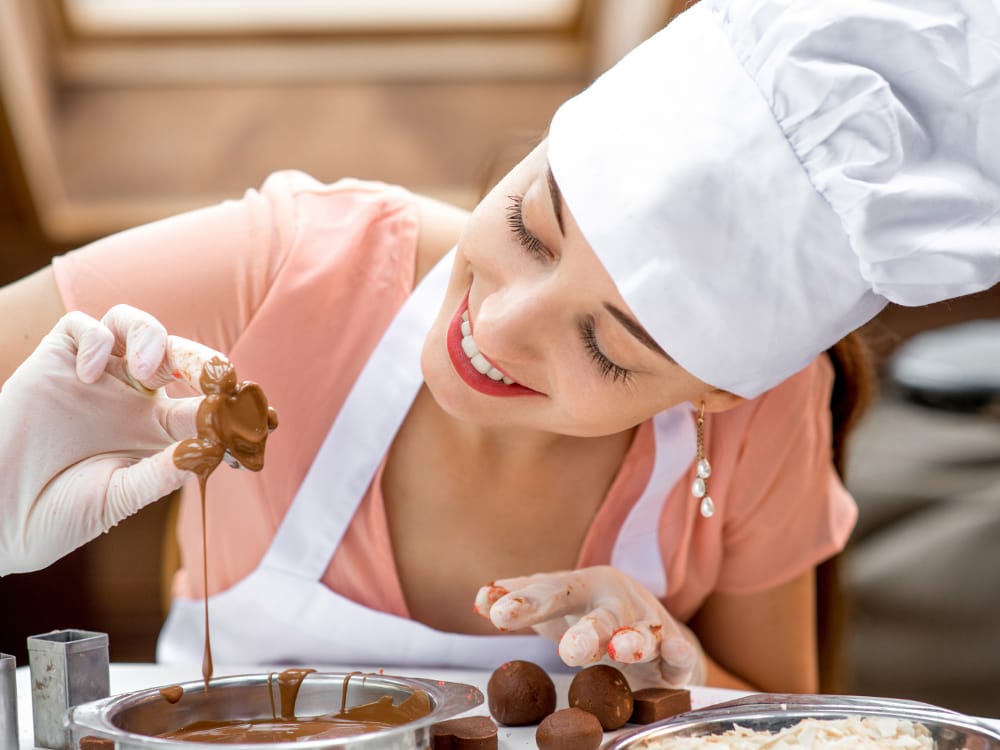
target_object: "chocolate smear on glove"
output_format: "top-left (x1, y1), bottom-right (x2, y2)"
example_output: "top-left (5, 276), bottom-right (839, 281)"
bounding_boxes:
top-left (172, 356), bottom-right (279, 690)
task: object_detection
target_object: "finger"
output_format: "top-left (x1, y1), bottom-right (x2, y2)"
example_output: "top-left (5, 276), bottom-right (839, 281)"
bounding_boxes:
top-left (155, 396), bottom-right (203, 442)
top-left (102, 445), bottom-right (193, 526)
top-left (558, 606), bottom-right (622, 666)
top-left (485, 572), bottom-right (597, 630)
top-left (100, 304), bottom-right (168, 385)
top-left (656, 634), bottom-right (699, 688)
top-left (55, 311), bottom-right (115, 384)
top-left (473, 582), bottom-right (511, 620)
top-left (159, 334), bottom-right (231, 393)
top-left (607, 620), bottom-right (662, 664)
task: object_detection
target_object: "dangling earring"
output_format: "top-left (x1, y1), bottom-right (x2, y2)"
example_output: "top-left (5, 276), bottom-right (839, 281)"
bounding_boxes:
top-left (693, 402), bottom-right (715, 518)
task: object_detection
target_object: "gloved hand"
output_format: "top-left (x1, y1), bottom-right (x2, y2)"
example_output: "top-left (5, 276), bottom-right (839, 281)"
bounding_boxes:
top-left (475, 565), bottom-right (707, 689)
top-left (0, 304), bottom-right (228, 576)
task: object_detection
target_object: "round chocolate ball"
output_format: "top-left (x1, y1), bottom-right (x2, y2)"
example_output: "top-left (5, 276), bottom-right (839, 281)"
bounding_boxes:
top-left (567, 664), bottom-right (634, 731)
top-left (486, 660), bottom-right (556, 726)
top-left (536, 708), bottom-right (604, 750)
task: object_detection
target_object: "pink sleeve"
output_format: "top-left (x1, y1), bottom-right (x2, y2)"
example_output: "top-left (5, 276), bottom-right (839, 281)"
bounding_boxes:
top-left (714, 356), bottom-right (858, 594)
top-left (52, 171), bottom-right (308, 356)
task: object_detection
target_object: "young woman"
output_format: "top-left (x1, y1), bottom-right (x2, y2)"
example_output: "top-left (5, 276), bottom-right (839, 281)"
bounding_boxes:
top-left (1, 0), bottom-right (997, 694)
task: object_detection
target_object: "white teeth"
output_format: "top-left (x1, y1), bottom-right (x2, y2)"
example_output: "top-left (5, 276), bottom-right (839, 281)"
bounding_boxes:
top-left (461, 336), bottom-right (478, 358)
top-left (459, 308), bottom-right (517, 386)
top-left (470, 353), bottom-right (491, 374)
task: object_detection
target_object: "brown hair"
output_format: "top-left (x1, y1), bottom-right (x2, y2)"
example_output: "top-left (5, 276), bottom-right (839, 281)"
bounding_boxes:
top-left (817, 330), bottom-right (877, 693)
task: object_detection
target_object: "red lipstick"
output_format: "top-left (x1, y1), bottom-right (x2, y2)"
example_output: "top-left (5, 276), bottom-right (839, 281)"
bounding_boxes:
top-left (446, 295), bottom-right (538, 398)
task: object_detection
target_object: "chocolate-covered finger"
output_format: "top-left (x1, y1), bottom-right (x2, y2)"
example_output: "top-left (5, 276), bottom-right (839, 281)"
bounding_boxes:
top-left (558, 607), bottom-right (621, 666)
top-left (161, 334), bottom-right (231, 392)
top-left (487, 574), bottom-right (601, 630)
top-left (607, 619), bottom-right (662, 664)
top-left (473, 582), bottom-right (510, 619)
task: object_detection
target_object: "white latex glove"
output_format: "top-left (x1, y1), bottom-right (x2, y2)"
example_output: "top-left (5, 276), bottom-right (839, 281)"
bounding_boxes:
top-left (475, 565), bottom-right (707, 689)
top-left (0, 305), bottom-right (227, 576)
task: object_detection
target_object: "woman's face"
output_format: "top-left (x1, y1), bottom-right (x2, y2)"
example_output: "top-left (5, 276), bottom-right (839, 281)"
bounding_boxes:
top-left (422, 142), bottom-right (730, 438)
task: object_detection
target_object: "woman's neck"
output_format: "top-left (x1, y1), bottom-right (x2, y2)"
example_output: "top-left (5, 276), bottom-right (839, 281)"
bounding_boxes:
top-left (413, 386), bottom-right (636, 475)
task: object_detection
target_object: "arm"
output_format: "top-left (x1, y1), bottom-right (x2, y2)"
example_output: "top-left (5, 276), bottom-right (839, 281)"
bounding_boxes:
top-left (0, 266), bottom-right (66, 385)
top-left (692, 569), bottom-right (818, 692)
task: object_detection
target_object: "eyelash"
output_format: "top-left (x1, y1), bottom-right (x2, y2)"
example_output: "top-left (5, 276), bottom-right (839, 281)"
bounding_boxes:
top-left (580, 318), bottom-right (633, 385)
top-left (507, 193), bottom-right (632, 385)
top-left (506, 194), bottom-right (549, 260)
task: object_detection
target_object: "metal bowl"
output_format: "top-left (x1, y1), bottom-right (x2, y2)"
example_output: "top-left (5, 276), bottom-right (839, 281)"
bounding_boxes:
top-left (603, 694), bottom-right (1000, 750)
top-left (68, 672), bottom-right (483, 749)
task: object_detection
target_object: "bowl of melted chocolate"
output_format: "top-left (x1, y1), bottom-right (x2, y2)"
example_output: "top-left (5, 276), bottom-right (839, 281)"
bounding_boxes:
top-left (68, 670), bottom-right (483, 749)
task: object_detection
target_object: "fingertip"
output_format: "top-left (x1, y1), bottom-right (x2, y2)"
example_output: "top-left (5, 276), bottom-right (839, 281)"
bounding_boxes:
top-left (128, 323), bottom-right (168, 382)
top-left (657, 636), bottom-right (697, 686)
top-left (75, 324), bottom-right (115, 383)
top-left (159, 396), bottom-right (203, 442)
top-left (558, 627), bottom-right (602, 666)
top-left (488, 593), bottom-right (539, 631)
top-left (100, 304), bottom-right (168, 382)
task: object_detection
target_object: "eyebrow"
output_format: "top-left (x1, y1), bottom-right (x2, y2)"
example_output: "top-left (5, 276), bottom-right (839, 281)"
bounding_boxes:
top-left (546, 166), bottom-right (565, 236)
top-left (603, 303), bottom-right (675, 362)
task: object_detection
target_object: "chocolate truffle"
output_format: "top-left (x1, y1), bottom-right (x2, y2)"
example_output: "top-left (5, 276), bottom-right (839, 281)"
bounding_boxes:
top-left (487, 660), bottom-right (556, 726)
top-left (567, 664), bottom-right (634, 731)
top-left (630, 687), bottom-right (692, 724)
top-left (432, 715), bottom-right (498, 750)
top-left (536, 708), bottom-right (604, 750)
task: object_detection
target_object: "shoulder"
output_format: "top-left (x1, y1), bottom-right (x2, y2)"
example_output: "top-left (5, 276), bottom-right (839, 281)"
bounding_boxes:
top-left (260, 170), bottom-right (468, 288)
top-left (718, 355), bottom-right (834, 435)
top-left (411, 193), bottom-right (470, 284)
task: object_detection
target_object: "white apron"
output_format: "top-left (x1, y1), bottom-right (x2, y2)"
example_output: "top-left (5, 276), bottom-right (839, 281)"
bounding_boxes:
top-left (157, 251), bottom-right (695, 671)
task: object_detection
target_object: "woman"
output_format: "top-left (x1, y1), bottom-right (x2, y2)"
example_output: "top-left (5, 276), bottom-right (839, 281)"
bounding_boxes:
top-left (2, 0), bottom-right (998, 693)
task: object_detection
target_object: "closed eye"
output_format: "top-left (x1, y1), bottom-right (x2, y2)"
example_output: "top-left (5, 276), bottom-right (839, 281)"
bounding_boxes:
top-left (580, 316), bottom-right (633, 385)
top-left (506, 194), bottom-right (551, 260)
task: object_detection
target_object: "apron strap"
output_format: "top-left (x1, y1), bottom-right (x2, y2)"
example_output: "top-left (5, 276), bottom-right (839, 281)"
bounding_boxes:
top-left (611, 405), bottom-right (695, 599)
top-left (263, 250), bottom-right (454, 578)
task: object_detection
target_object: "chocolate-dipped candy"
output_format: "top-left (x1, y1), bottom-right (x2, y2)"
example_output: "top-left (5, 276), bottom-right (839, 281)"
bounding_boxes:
top-left (630, 687), bottom-right (692, 724)
top-left (567, 664), bottom-right (633, 731)
top-left (432, 715), bottom-right (498, 750)
top-left (536, 708), bottom-right (604, 750)
top-left (486, 660), bottom-right (556, 726)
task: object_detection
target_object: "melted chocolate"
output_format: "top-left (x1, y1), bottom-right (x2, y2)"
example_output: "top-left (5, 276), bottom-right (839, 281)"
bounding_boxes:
top-left (159, 685), bottom-right (184, 704)
top-left (158, 670), bottom-right (432, 744)
top-left (172, 356), bottom-right (278, 689)
top-left (275, 668), bottom-right (316, 720)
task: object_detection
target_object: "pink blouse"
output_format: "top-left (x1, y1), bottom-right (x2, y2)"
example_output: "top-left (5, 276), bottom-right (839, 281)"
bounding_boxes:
top-left (53, 171), bottom-right (856, 624)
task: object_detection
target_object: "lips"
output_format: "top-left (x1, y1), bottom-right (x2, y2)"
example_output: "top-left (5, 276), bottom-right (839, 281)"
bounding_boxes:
top-left (446, 295), bottom-right (539, 398)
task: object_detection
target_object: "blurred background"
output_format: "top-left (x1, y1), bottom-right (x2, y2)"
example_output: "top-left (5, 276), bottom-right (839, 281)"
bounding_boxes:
top-left (1, 0), bottom-right (998, 717)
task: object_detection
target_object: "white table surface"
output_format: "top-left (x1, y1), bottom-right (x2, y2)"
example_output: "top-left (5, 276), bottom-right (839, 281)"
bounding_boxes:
top-left (14, 663), bottom-right (1000, 749)
top-left (14, 662), bottom-right (747, 749)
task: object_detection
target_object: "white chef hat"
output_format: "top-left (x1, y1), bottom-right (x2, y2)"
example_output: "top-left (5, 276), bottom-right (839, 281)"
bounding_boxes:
top-left (548, 0), bottom-right (1000, 398)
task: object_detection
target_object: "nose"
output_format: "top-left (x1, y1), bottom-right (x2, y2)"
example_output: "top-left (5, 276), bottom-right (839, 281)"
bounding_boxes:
top-left (473, 274), bottom-right (565, 365)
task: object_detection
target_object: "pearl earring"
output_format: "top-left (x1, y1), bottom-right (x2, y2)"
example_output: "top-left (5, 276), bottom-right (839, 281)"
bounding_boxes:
top-left (693, 402), bottom-right (715, 518)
